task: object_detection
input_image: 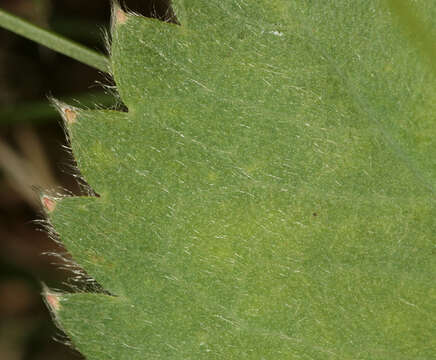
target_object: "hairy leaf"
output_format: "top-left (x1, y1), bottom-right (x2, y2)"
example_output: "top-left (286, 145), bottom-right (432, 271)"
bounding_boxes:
top-left (48, 1), bottom-right (435, 359)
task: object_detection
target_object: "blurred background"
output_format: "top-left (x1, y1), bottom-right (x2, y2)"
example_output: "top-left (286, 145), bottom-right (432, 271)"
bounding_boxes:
top-left (0, 1), bottom-right (170, 359)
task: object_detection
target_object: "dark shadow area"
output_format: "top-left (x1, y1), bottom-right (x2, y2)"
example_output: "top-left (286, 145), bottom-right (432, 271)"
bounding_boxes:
top-left (122, 0), bottom-right (176, 23)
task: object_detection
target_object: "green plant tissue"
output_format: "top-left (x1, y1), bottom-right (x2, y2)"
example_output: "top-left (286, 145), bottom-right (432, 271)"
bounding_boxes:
top-left (48, 1), bottom-right (435, 359)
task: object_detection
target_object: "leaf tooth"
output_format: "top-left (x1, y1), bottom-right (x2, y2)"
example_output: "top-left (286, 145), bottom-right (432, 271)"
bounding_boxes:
top-left (41, 283), bottom-right (62, 314)
top-left (41, 194), bottom-right (57, 213)
top-left (64, 108), bottom-right (77, 124)
top-left (112, 1), bottom-right (128, 27)
top-left (50, 98), bottom-right (79, 126)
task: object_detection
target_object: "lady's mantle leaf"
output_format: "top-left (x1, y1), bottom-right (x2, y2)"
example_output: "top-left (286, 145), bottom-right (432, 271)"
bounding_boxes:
top-left (49, 1), bottom-right (435, 359)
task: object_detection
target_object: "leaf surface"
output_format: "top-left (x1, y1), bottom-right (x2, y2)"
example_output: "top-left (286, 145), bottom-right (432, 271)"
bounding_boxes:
top-left (50, 1), bottom-right (435, 359)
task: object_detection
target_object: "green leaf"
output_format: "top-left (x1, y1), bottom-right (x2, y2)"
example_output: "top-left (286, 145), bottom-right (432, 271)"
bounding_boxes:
top-left (48, 1), bottom-right (435, 359)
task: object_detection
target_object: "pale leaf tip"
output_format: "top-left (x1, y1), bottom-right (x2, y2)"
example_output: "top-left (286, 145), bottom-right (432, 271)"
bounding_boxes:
top-left (41, 195), bottom-right (56, 213)
top-left (64, 108), bottom-right (77, 124)
top-left (50, 98), bottom-right (78, 125)
top-left (42, 283), bottom-right (61, 314)
top-left (46, 292), bottom-right (61, 311)
top-left (113, 3), bottom-right (128, 25)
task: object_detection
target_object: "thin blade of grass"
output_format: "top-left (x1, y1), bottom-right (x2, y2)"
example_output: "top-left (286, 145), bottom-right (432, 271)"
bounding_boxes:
top-left (0, 7), bottom-right (110, 73)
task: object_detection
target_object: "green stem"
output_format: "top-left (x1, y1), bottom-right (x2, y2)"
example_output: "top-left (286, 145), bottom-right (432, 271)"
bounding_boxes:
top-left (0, 7), bottom-right (110, 73)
